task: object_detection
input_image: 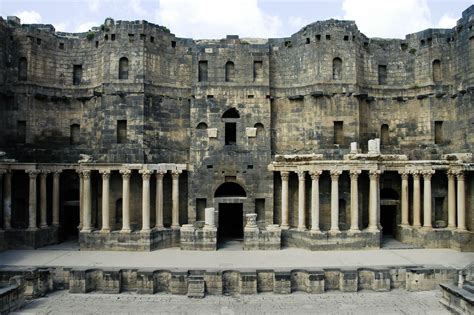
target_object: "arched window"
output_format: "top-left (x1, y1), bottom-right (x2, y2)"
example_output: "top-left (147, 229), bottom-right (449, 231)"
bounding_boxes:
top-left (222, 107), bottom-right (240, 119)
top-left (254, 123), bottom-right (264, 136)
top-left (18, 57), bottom-right (27, 81)
top-left (222, 108), bottom-right (239, 145)
top-left (332, 57), bottom-right (342, 80)
top-left (380, 124), bottom-right (389, 146)
top-left (214, 182), bottom-right (246, 197)
top-left (432, 59), bottom-right (441, 83)
top-left (119, 57), bottom-right (129, 80)
top-left (196, 122), bottom-right (208, 129)
top-left (225, 61), bottom-right (235, 82)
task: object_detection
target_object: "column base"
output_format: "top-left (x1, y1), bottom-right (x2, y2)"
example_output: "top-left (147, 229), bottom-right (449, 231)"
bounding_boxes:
top-left (81, 228), bottom-right (92, 233)
top-left (141, 228), bottom-right (151, 234)
top-left (280, 225), bottom-right (290, 230)
top-left (422, 226), bottom-right (433, 231)
top-left (100, 228), bottom-right (110, 234)
top-left (171, 225), bottom-right (181, 230)
top-left (40, 224), bottom-right (48, 229)
top-left (412, 224), bottom-right (421, 228)
top-left (296, 227), bottom-right (307, 232)
top-left (365, 227), bottom-right (379, 233)
top-left (27, 227), bottom-right (39, 231)
top-left (120, 229), bottom-right (131, 234)
top-left (328, 228), bottom-right (340, 235)
top-left (154, 226), bottom-right (165, 231)
top-left (348, 228), bottom-right (361, 235)
top-left (310, 229), bottom-right (322, 235)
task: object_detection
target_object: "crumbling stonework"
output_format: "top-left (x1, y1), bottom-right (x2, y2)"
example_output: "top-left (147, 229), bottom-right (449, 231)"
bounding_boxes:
top-left (0, 6), bottom-right (473, 251)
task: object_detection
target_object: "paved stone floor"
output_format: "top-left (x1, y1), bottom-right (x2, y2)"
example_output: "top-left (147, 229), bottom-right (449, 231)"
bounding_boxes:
top-left (0, 241), bottom-right (472, 270)
top-left (12, 289), bottom-right (449, 315)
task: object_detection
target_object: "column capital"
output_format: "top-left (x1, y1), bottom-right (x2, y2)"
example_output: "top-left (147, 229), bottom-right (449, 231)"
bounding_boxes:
top-left (309, 170), bottom-right (322, 180)
top-left (156, 169), bottom-right (166, 178)
top-left (119, 169), bottom-right (132, 178)
top-left (455, 171), bottom-right (464, 181)
top-left (330, 169), bottom-right (342, 179)
top-left (139, 169), bottom-right (153, 179)
top-left (0, 169), bottom-right (7, 175)
top-left (26, 169), bottom-right (41, 178)
top-left (410, 170), bottom-right (421, 179)
top-left (171, 169), bottom-right (182, 178)
top-left (296, 170), bottom-right (306, 180)
top-left (280, 171), bottom-right (290, 180)
top-left (399, 170), bottom-right (410, 179)
top-left (39, 169), bottom-right (51, 175)
top-left (52, 169), bottom-right (63, 176)
top-left (349, 169), bottom-right (361, 178)
top-left (99, 169), bottom-right (111, 179)
top-left (81, 169), bottom-right (91, 179)
top-left (421, 169), bottom-right (435, 179)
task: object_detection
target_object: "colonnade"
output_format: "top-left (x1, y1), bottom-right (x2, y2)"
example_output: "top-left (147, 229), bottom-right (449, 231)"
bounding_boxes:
top-left (79, 168), bottom-right (183, 233)
top-left (279, 169), bottom-right (381, 233)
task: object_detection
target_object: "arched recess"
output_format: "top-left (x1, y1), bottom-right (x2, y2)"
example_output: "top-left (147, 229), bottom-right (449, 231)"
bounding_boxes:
top-left (196, 122), bottom-right (208, 129)
top-left (119, 57), bottom-right (129, 80)
top-left (222, 107), bottom-right (240, 119)
top-left (332, 57), bottom-right (342, 80)
top-left (225, 61), bottom-right (235, 82)
top-left (432, 59), bottom-right (442, 83)
top-left (214, 182), bottom-right (246, 198)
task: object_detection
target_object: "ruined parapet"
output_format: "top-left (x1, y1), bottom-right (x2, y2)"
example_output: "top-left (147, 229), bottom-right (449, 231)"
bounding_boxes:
top-left (244, 214), bottom-right (281, 250)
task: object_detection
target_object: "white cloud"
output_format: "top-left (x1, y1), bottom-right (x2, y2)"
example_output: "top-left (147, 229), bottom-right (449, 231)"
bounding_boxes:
top-left (437, 14), bottom-right (457, 29)
top-left (288, 16), bottom-right (309, 31)
top-left (156, 0), bottom-right (282, 39)
top-left (15, 10), bottom-right (42, 24)
top-left (54, 22), bottom-right (68, 32)
top-left (87, 0), bottom-right (101, 12)
top-left (76, 21), bottom-right (98, 32)
top-left (342, 0), bottom-right (432, 38)
top-left (129, 0), bottom-right (148, 17)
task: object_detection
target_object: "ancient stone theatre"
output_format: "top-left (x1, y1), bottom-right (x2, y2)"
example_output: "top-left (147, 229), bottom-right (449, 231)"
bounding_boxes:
top-left (0, 6), bottom-right (473, 252)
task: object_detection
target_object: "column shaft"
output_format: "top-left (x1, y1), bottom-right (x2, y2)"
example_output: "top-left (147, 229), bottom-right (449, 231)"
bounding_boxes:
top-left (297, 171), bottom-right (306, 230)
top-left (329, 170), bottom-right (341, 233)
top-left (310, 171), bottom-right (321, 232)
top-left (400, 171), bottom-right (409, 226)
top-left (155, 171), bottom-right (165, 229)
top-left (447, 171), bottom-right (456, 228)
top-left (120, 169), bottom-right (131, 233)
top-left (422, 170), bottom-right (434, 229)
top-left (140, 170), bottom-right (152, 232)
top-left (52, 171), bottom-right (61, 226)
top-left (82, 170), bottom-right (92, 232)
top-left (457, 173), bottom-right (466, 231)
top-left (350, 170), bottom-right (361, 232)
top-left (40, 171), bottom-right (49, 228)
top-left (3, 171), bottom-right (12, 229)
top-left (171, 170), bottom-right (181, 228)
top-left (368, 170), bottom-right (380, 232)
top-left (27, 170), bottom-right (39, 231)
top-left (412, 172), bottom-right (421, 227)
top-left (78, 171), bottom-right (83, 229)
top-left (100, 170), bottom-right (110, 233)
top-left (281, 171), bottom-right (289, 229)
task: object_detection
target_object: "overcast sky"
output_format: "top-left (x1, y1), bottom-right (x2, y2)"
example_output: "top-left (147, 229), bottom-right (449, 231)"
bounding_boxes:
top-left (0, 0), bottom-right (472, 39)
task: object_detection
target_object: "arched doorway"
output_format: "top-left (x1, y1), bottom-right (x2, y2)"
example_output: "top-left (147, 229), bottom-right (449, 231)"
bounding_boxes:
top-left (214, 182), bottom-right (246, 248)
top-left (380, 188), bottom-right (399, 236)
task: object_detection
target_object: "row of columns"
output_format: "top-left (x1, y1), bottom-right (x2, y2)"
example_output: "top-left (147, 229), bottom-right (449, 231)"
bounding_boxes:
top-left (280, 169), bottom-right (381, 233)
top-left (399, 169), bottom-right (466, 231)
top-left (0, 169), bottom-right (62, 231)
top-left (79, 168), bottom-right (182, 233)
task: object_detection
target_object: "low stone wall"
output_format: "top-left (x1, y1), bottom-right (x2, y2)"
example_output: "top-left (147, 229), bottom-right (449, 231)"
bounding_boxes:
top-left (180, 225), bottom-right (217, 251)
top-left (281, 229), bottom-right (381, 250)
top-left (439, 283), bottom-right (474, 314)
top-left (2, 227), bottom-right (59, 249)
top-left (0, 276), bottom-right (26, 314)
top-left (79, 228), bottom-right (180, 251)
top-left (0, 265), bottom-right (457, 298)
top-left (243, 224), bottom-right (281, 250)
top-left (397, 226), bottom-right (473, 252)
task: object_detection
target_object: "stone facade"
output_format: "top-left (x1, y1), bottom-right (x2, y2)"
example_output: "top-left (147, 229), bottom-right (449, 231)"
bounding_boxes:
top-left (0, 6), bottom-right (473, 251)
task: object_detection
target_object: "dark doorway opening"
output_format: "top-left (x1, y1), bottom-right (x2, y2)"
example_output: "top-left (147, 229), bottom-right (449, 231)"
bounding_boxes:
top-left (61, 205), bottom-right (80, 241)
top-left (218, 203), bottom-right (243, 249)
top-left (380, 205), bottom-right (397, 235)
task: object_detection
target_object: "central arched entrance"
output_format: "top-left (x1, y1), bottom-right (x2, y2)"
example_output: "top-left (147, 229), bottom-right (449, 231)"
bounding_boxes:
top-left (214, 182), bottom-right (246, 249)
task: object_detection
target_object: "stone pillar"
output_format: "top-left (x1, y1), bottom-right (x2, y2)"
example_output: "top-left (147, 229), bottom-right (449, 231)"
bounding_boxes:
top-left (349, 169), bottom-right (361, 232)
top-left (0, 170), bottom-right (3, 230)
top-left (204, 207), bottom-right (216, 228)
top-left (246, 213), bottom-right (258, 228)
top-left (140, 170), bottom-right (152, 232)
top-left (422, 169), bottom-right (435, 229)
top-left (120, 169), bottom-right (131, 233)
top-left (3, 171), bottom-right (12, 229)
top-left (297, 170), bottom-right (306, 231)
top-left (412, 171), bottom-right (421, 228)
top-left (99, 170), bottom-right (110, 233)
top-left (280, 171), bottom-right (290, 229)
top-left (39, 170), bottom-right (49, 228)
top-left (309, 171), bottom-right (322, 233)
top-left (52, 170), bottom-right (61, 226)
top-left (78, 170), bottom-right (83, 230)
top-left (368, 170), bottom-right (381, 232)
top-left (155, 170), bottom-right (165, 229)
top-left (447, 170), bottom-right (456, 229)
top-left (329, 170), bottom-right (342, 234)
top-left (399, 170), bottom-right (410, 226)
top-left (81, 170), bottom-right (92, 232)
top-left (171, 170), bottom-right (181, 229)
top-left (26, 170), bottom-right (40, 231)
top-left (456, 171), bottom-right (466, 231)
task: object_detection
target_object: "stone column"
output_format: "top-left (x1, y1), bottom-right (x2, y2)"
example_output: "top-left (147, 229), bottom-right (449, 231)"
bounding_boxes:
top-left (78, 170), bottom-right (83, 230)
top-left (0, 170), bottom-right (3, 230)
top-left (155, 170), bottom-right (166, 229)
top-left (39, 170), bottom-right (49, 228)
top-left (140, 170), bottom-right (152, 233)
top-left (3, 171), bottom-right (12, 229)
top-left (120, 169), bottom-right (131, 233)
top-left (349, 169), bottom-right (361, 232)
top-left (171, 170), bottom-right (181, 229)
top-left (204, 207), bottom-right (216, 228)
top-left (280, 171), bottom-right (290, 229)
top-left (329, 170), bottom-right (342, 234)
top-left (422, 169), bottom-right (435, 229)
top-left (26, 170), bottom-right (40, 231)
top-left (99, 170), bottom-right (111, 233)
top-left (297, 170), bottom-right (306, 231)
top-left (447, 170), bottom-right (456, 229)
top-left (456, 171), bottom-right (466, 231)
top-left (399, 170), bottom-right (410, 226)
top-left (81, 170), bottom-right (92, 232)
top-left (52, 170), bottom-right (61, 226)
top-left (368, 170), bottom-right (381, 232)
top-left (309, 171), bottom-right (322, 233)
top-left (412, 171), bottom-right (421, 228)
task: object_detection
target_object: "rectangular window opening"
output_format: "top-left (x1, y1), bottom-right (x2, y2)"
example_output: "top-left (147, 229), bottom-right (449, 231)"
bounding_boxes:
top-left (17, 120), bottom-right (26, 144)
top-left (196, 198), bottom-right (207, 221)
top-left (73, 65), bottom-right (82, 85)
top-left (150, 36), bottom-right (154, 43)
top-left (255, 198), bottom-right (265, 222)
top-left (378, 65), bottom-right (387, 85)
top-left (111, 34), bottom-right (116, 41)
top-left (128, 34), bottom-right (134, 42)
top-left (326, 34), bottom-right (331, 40)
top-left (343, 35), bottom-right (349, 41)
top-left (434, 121), bottom-right (443, 144)
top-left (59, 43), bottom-right (64, 49)
top-left (95, 41), bottom-right (99, 48)
top-left (334, 121), bottom-right (343, 145)
top-left (171, 40), bottom-right (176, 48)
top-left (253, 61), bottom-right (263, 82)
top-left (117, 120), bottom-right (127, 144)
top-left (140, 34), bottom-right (146, 41)
top-left (315, 34), bottom-right (321, 41)
top-left (198, 60), bottom-right (208, 82)
top-left (225, 122), bottom-right (237, 145)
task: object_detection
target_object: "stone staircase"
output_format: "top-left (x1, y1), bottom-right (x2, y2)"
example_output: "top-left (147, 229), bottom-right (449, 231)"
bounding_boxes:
top-left (439, 262), bottom-right (474, 314)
